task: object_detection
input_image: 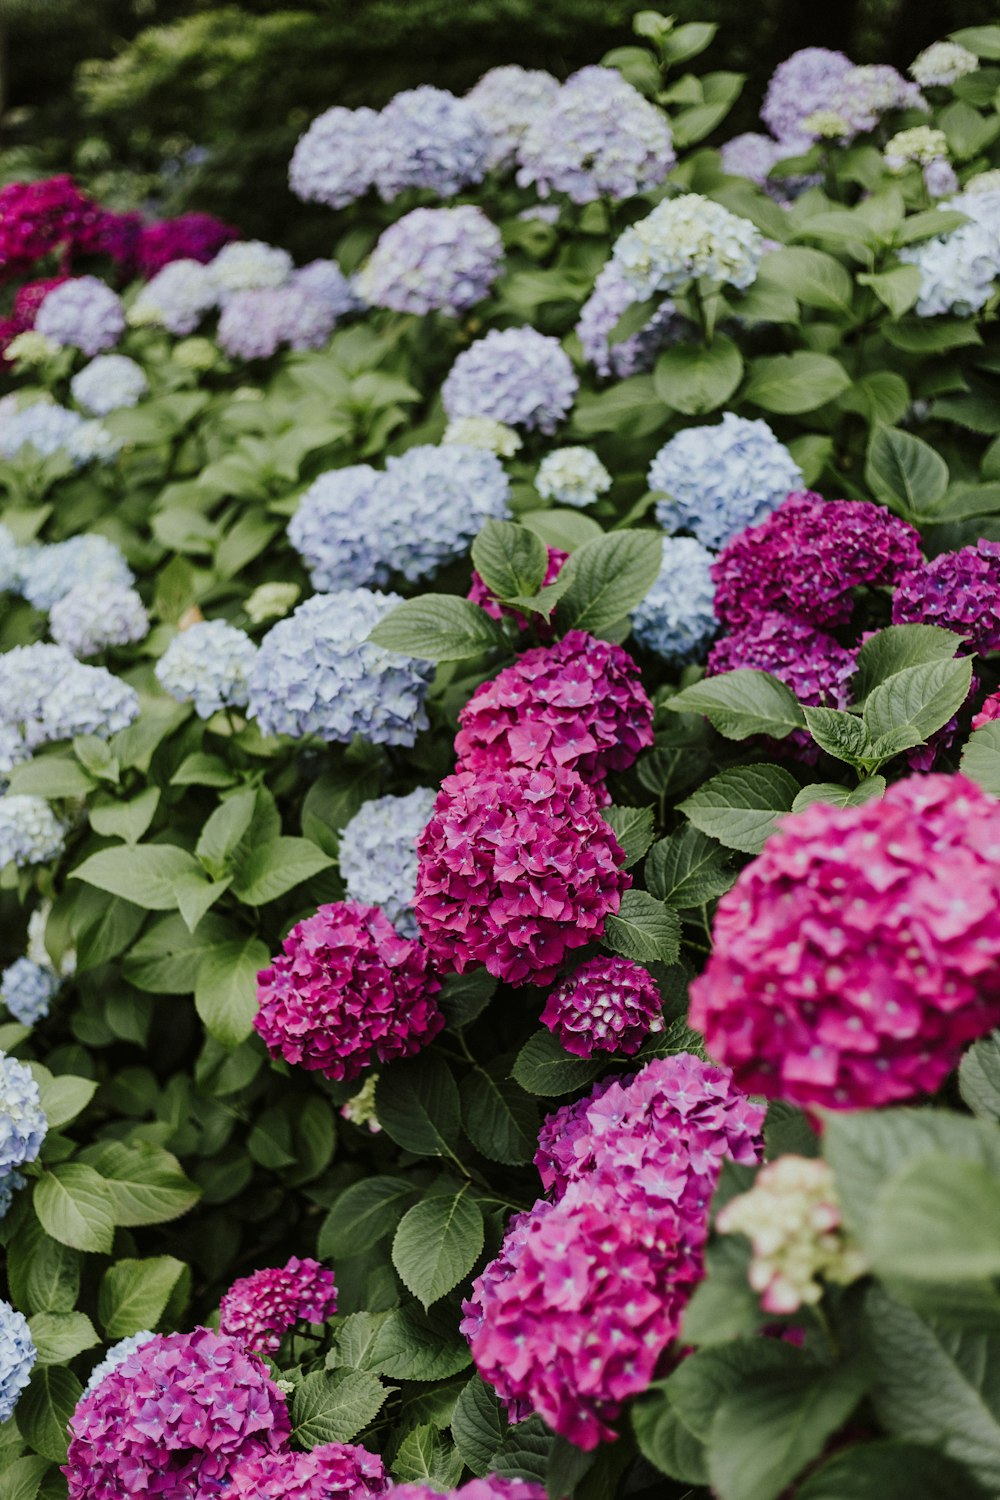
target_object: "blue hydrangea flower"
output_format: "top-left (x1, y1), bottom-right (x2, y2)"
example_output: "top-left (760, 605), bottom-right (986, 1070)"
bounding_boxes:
top-left (40, 661), bottom-right (139, 743)
top-left (612, 194), bottom-right (764, 300)
top-left (0, 958), bottom-right (59, 1026)
top-left (0, 644), bottom-right (81, 747)
top-left (339, 787), bottom-right (438, 936)
top-left (370, 86), bottom-right (490, 200)
top-left (84, 1331), bottom-right (157, 1396)
top-left (536, 447), bottom-right (612, 508)
top-left (0, 524), bottom-right (23, 594)
top-left (209, 240), bottom-right (293, 298)
top-left (0, 1051), bottom-right (47, 1173)
top-left (0, 1172), bottom-right (25, 1221)
top-left (217, 286), bottom-right (337, 360)
top-left (354, 206), bottom-right (503, 316)
top-left (288, 466), bottom-right (388, 592)
top-left (129, 259), bottom-right (218, 335)
top-left (575, 261), bottom-right (684, 380)
top-left (899, 187), bottom-right (1000, 316)
top-left (70, 354), bottom-right (148, 416)
top-left (0, 1299), bottom-right (36, 1424)
top-left (632, 537), bottom-right (719, 664)
top-left (19, 535), bottom-right (134, 610)
top-left (0, 399), bottom-right (119, 468)
top-left (289, 105), bottom-right (379, 208)
top-left (248, 590), bottom-right (432, 746)
top-left (516, 65), bottom-right (675, 203)
top-left (292, 260), bottom-right (362, 317)
top-left (155, 620), bottom-right (258, 719)
top-left (649, 413), bottom-right (803, 550)
top-left (465, 66), bottom-right (560, 170)
top-left (441, 327), bottom-right (578, 434)
top-left (49, 582), bottom-right (149, 658)
top-left (0, 796), bottom-right (67, 868)
top-left (378, 444), bottom-right (511, 583)
top-left (0, 724), bottom-right (29, 791)
top-left (35, 276), bottom-right (125, 356)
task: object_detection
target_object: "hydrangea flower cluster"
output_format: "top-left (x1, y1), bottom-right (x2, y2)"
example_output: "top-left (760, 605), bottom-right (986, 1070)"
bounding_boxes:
top-left (631, 536), bottom-right (718, 665)
top-left (392, 1482), bottom-right (543, 1500)
top-left (891, 540), bottom-right (1000, 654)
top-left (255, 901), bottom-right (443, 1082)
top-left (70, 354), bottom-right (148, 415)
top-left (717, 1156), bottom-right (868, 1314)
top-left (354, 207), bottom-right (503, 316)
top-left (0, 1051), bottom-right (47, 1175)
top-left (377, 444), bottom-right (511, 582)
top-left (50, 582), bottom-right (149, 658)
top-left (973, 691), bottom-right (1000, 730)
top-left (613, 194), bottom-right (762, 302)
top-left (155, 620), bottom-right (258, 718)
top-left (712, 492), bottom-right (923, 630)
top-left (443, 416), bottom-right (522, 456)
top-left (0, 398), bottom-right (119, 468)
top-left (884, 125), bottom-right (949, 170)
top-left (0, 796), bottom-right (67, 869)
top-left (454, 630), bottom-right (653, 798)
top-left (760, 47), bottom-right (855, 148)
top-left (289, 466), bottom-right (387, 592)
top-left (0, 176), bottom-right (111, 279)
top-left (217, 285), bottom-right (338, 359)
top-left (19, 533), bottom-right (133, 611)
top-left (135, 211), bottom-right (237, 275)
top-left (720, 132), bottom-right (785, 187)
top-left (294, 260), bottom-right (361, 317)
top-left (83, 1332), bottom-right (157, 1395)
top-left (0, 958), bottom-right (59, 1026)
top-left (0, 1300), bottom-right (35, 1425)
top-left (575, 261), bottom-right (683, 379)
top-left (691, 774), bottom-right (1000, 1110)
top-left (708, 613), bottom-right (857, 729)
top-left (371, 86), bottom-right (490, 200)
top-left (899, 186), bottom-right (1000, 316)
top-left (415, 765), bottom-right (630, 986)
top-left (468, 545), bottom-right (567, 629)
top-left (248, 591), bottom-right (432, 746)
top-left (535, 447), bottom-right (611, 508)
top-left (129, 259), bottom-right (217, 335)
top-left (0, 643), bottom-right (138, 749)
top-left (910, 40), bottom-right (979, 87)
top-left (226, 1443), bottom-right (388, 1498)
top-left (441, 327), bottom-right (578, 434)
top-left (35, 276), bottom-right (124, 355)
top-left (209, 239), bottom-right (293, 297)
top-left (219, 1256), bottom-right (337, 1354)
top-left (541, 955), bottom-right (663, 1057)
top-left (289, 106), bottom-right (380, 207)
top-left (64, 1327), bottom-right (291, 1500)
top-left (466, 66), bottom-right (560, 170)
top-left (649, 413), bottom-right (803, 551)
top-left (339, 788), bottom-right (437, 937)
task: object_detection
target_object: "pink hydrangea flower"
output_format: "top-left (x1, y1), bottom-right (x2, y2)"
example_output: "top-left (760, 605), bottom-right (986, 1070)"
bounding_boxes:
top-left (63, 1327), bottom-right (290, 1500)
top-left (454, 629), bottom-right (653, 799)
top-left (0, 177), bottom-right (106, 280)
top-left (226, 1442), bottom-right (388, 1498)
top-left (712, 492), bottom-right (923, 630)
top-left (540, 955), bottom-right (663, 1057)
top-left (136, 213), bottom-right (239, 275)
top-left (255, 901), bottom-right (443, 1082)
top-left (973, 691), bottom-right (1000, 730)
top-left (12, 275), bottom-right (70, 331)
top-left (391, 1481), bottom-right (545, 1500)
top-left (467, 545), bottom-right (567, 630)
top-left (219, 1257), bottom-right (337, 1355)
top-left (892, 540), bottom-right (1000, 655)
top-left (689, 773), bottom-right (1000, 1110)
top-left (414, 764), bottom-right (630, 987)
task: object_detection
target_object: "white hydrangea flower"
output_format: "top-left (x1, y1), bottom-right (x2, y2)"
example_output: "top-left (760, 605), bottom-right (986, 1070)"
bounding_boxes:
top-left (535, 447), bottom-right (612, 508)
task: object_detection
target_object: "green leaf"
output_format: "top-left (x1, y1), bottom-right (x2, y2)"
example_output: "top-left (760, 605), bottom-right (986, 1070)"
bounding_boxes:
top-left (865, 426), bottom-right (949, 518)
top-left (439, 970), bottom-right (497, 1032)
top-left (98, 1256), bottom-right (187, 1338)
top-left (744, 352), bottom-right (850, 414)
top-left (520, 508), bottom-right (603, 552)
top-left (862, 658), bottom-right (973, 744)
top-left (88, 787), bottom-right (161, 845)
top-left (868, 1155), bottom-right (1000, 1282)
top-left (319, 1177), bottom-right (418, 1260)
top-left (169, 752), bottom-right (238, 788)
top-left (368, 1303), bottom-right (472, 1382)
top-left (490, 1414), bottom-right (554, 1483)
top-left (645, 826), bottom-right (733, 908)
top-left (34, 1165), bottom-right (114, 1253)
top-left (392, 1190), bottom-right (484, 1308)
top-left (471, 520), bottom-right (549, 603)
top-left (460, 1063), bottom-right (538, 1166)
top-left (853, 625), bottom-right (965, 701)
top-left (122, 912), bottom-right (234, 994)
top-left (553, 530), bottom-right (663, 636)
top-left (801, 706), bottom-right (873, 766)
top-left (31, 1071), bottom-right (96, 1131)
top-left (392, 1424), bottom-right (464, 1488)
top-left (16, 1366), bottom-right (81, 1463)
top-left (512, 1030), bottom-right (603, 1097)
top-left (70, 844), bottom-right (200, 911)
top-left (0, 1456), bottom-right (51, 1500)
top-left (603, 889), bottom-right (681, 964)
top-left (368, 595), bottom-right (505, 661)
top-left (91, 1140), bottom-right (200, 1227)
top-left (292, 1369), bottom-right (388, 1446)
top-left (6, 1222), bottom-right (80, 1315)
top-left (652, 336), bottom-right (743, 415)
top-left (959, 1032), bottom-right (1000, 1121)
top-left (195, 936), bottom-right (270, 1048)
top-left (792, 778), bottom-right (886, 812)
top-left (376, 1055), bottom-right (462, 1157)
top-left (194, 789), bottom-right (256, 876)
top-left (951, 24), bottom-right (1000, 58)
top-left (175, 871), bottom-right (233, 934)
top-left (453, 1376), bottom-right (508, 1476)
top-left (27, 1312), bottom-right (98, 1367)
top-left (600, 804), bottom-right (655, 867)
top-left (632, 1384), bottom-right (708, 1483)
top-left (795, 1441), bottom-right (986, 1499)
top-left (680, 764), bottom-right (800, 854)
top-left (858, 265), bottom-right (922, 318)
top-left (762, 246), bottom-right (853, 314)
top-left (893, 209), bottom-right (969, 246)
top-left (6, 757), bottom-right (96, 799)
top-left (961, 720), bottom-right (1000, 795)
top-left (666, 670), bottom-right (805, 740)
top-left (230, 836), bottom-right (333, 904)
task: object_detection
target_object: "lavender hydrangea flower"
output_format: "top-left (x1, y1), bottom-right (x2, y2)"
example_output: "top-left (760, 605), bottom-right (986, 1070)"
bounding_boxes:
top-left (84, 1332), bottom-right (157, 1396)
top-left (613, 195), bottom-right (763, 300)
top-left (354, 206), bottom-right (503, 316)
top-left (910, 41), bottom-right (979, 88)
top-left (19, 535), bottom-right (133, 610)
top-left (36, 276), bottom-right (125, 356)
top-left (129, 259), bottom-right (217, 335)
top-left (289, 106), bottom-right (379, 208)
top-left (0, 796), bottom-right (66, 868)
top-left (370, 86), bottom-right (490, 200)
top-left (339, 788), bottom-right (438, 936)
top-left (288, 466), bottom-right (388, 592)
top-left (0, 725), bottom-right (29, 791)
top-left (0, 1052), bottom-right (46, 1174)
top-left (899, 187), bottom-right (1000, 316)
top-left (442, 327), bottom-right (577, 434)
top-left (923, 158), bottom-right (960, 197)
top-left (720, 133), bottom-right (785, 187)
top-left (377, 444), bottom-right (511, 582)
top-left (466, 66), bottom-right (560, 170)
top-left (649, 413), bottom-right (803, 550)
top-left (49, 582), bottom-right (149, 658)
top-left (155, 620), bottom-right (257, 718)
top-left (0, 958), bottom-right (58, 1026)
top-left (71, 355), bottom-right (148, 416)
top-left (516, 66), bottom-right (675, 203)
top-left (0, 400), bottom-right (119, 468)
top-left (535, 447), bottom-right (611, 508)
top-left (217, 286), bottom-right (337, 360)
top-left (292, 260), bottom-right (361, 317)
top-left (248, 590), bottom-right (432, 746)
top-left (761, 48), bottom-right (855, 149)
top-left (631, 537), bottom-right (718, 664)
top-left (209, 240), bottom-right (293, 298)
top-left (0, 1300), bottom-right (35, 1424)
top-left (576, 262), bottom-right (684, 380)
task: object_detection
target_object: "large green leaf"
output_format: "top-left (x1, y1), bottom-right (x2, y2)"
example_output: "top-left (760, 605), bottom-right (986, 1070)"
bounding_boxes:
top-left (603, 889), bottom-right (681, 964)
top-left (368, 595), bottom-right (506, 661)
top-left (852, 625), bottom-right (965, 701)
top-left (795, 1441), bottom-right (986, 1499)
top-left (512, 1030), bottom-right (603, 1097)
top-left (195, 936), bottom-right (271, 1047)
top-left (865, 425), bottom-right (949, 518)
top-left (959, 1031), bottom-right (1000, 1121)
top-left (862, 657), bottom-right (973, 743)
top-left (376, 1055), bottom-right (462, 1157)
top-left (34, 1166), bottom-right (115, 1254)
top-left (743, 352), bottom-right (850, 413)
top-left (471, 519), bottom-right (549, 603)
top-left (652, 336), bottom-right (743, 415)
top-left (16, 1366), bottom-right (81, 1463)
top-left (70, 844), bottom-right (201, 911)
top-left (452, 1375), bottom-right (509, 1477)
top-left (961, 720), bottom-right (1000, 795)
top-left (867, 1155), bottom-right (1000, 1282)
top-left (460, 1062), bottom-right (538, 1165)
top-left (392, 1189), bottom-right (484, 1307)
top-left (292, 1370), bottom-right (388, 1446)
top-left (98, 1256), bottom-right (188, 1338)
top-left (91, 1141), bottom-right (200, 1227)
top-left (680, 765), bottom-right (800, 854)
top-left (230, 836), bottom-right (333, 904)
top-left (645, 826), bottom-right (733, 908)
top-left (666, 670), bottom-right (805, 741)
top-left (319, 1177), bottom-right (418, 1259)
top-left (554, 529), bottom-right (663, 635)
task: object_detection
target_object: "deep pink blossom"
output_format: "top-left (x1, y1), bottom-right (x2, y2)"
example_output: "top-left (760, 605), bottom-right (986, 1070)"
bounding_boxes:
top-left (391, 1481), bottom-right (545, 1500)
top-left (255, 901), bottom-right (442, 1083)
top-left (0, 177), bottom-right (106, 279)
top-left (541, 955), bottom-right (663, 1057)
top-left (467, 546), bottom-right (567, 630)
top-left (892, 540), bottom-right (1000, 655)
top-left (414, 764), bottom-right (630, 987)
top-left (63, 1327), bottom-right (290, 1500)
top-left (973, 691), bottom-right (1000, 730)
top-left (219, 1257), bottom-right (337, 1355)
top-left (136, 213), bottom-right (239, 275)
top-left (689, 774), bottom-right (1000, 1110)
top-left (12, 276), bottom-right (71, 331)
top-left (226, 1442), bottom-right (387, 1498)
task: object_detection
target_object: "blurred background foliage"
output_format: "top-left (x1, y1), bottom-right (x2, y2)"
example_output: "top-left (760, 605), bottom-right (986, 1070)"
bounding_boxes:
top-left (1, 0), bottom-right (999, 244)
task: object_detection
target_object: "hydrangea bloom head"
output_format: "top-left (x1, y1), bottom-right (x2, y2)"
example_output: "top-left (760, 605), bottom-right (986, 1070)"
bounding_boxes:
top-left (217, 285), bottom-right (337, 360)
top-left (0, 176), bottom-right (105, 279)
top-left (899, 187), bottom-right (1000, 316)
top-left (973, 691), bottom-right (1000, 730)
top-left (71, 354), bottom-right (148, 416)
top-left (129, 259), bottom-right (217, 335)
top-left (415, 764), bottom-right (630, 986)
top-left (0, 1170), bottom-right (24, 1220)
top-left (535, 447), bottom-right (611, 508)
top-left (50, 582), bottom-right (149, 658)
top-left (0, 796), bottom-right (67, 869)
top-left (923, 157), bottom-right (960, 198)
top-left (248, 591), bottom-right (432, 746)
top-left (339, 788), bottom-right (438, 937)
top-left (632, 536), bottom-right (717, 665)
top-left (219, 1256), bottom-right (337, 1354)
top-left (891, 540), bottom-right (1000, 654)
top-left (84, 1332), bottom-right (156, 1395)
top-left (35, 276), bottom-right (124, 356)
top-left (371, 86), bottom-right (489, 200)
top-left (155, 620), bottom-right (257, 718)
top-left (650, 413), bottom-right (803, 551)
top-left (720, 132), bottom-right (784, 186)
top-left (12, 275), bottom-right (70, 330)
top-left (0, 1051), bottom-right (47, 1171)
top-left (712, 491), bottom-right (923, 630)
top-left (466, 66), bottom-right (560, 169)
top-left (911, 40), bottom-right (979, 87)
top-left (612, 194), bottom-right (763, 300)
top-left (575, 261), bottom-right (683, 380)
top-left (468, 545), bottom-right (567, 630)
top-left (443, 416), bottom-right (522, 457)
top-left (255, 900), bottom-right (443, 1082)
top-left (226, 1443), bottom-right (388, 1498)
top-left (884, 125), bottom-right (949, 171)
top-left (542, 955), bottom-right (662, 1057)
top-left (209, 239), bottom-right (292, 297)
top-left (442, 327), bottom-right (577, 434)
top-left (0, 724), bottom-right (30, 791)
top-left (377, 444), bottom-right (511, 582)
top-left (293, 260), bottom-right (361, 318)
top-left (0, 1300), bottom-right (35, 1424)
top-left (288, 466), bottom-right (388, 592)
top-left (0, 399), bottom-right (119, 468)
top-left (19, 534), bottom-right (133, 611)
top-left (516, 66), bottom-right (675, 203)
top-left (690, 774), bottom-right (1000, 1109)
top-left (761, 48), bottom-right (855, 149)
top-left (64, 1327), bottom-right (291, 1500)
top-left (392, 1481), bottom-right (544, 1500)
top-left (289, 106), bottom-right (379, 208)
top-left (136, 212), bottom-right (237, 275)
top-left (1, 958), bottom-right (59, 1026)
top-left (355, 207), bottom-right (503, 317)
top-left (36, 658), bottom-right (139, 744)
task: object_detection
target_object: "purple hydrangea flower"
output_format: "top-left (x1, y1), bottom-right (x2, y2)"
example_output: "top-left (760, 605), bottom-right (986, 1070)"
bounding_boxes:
top-left (355, 206), bottom-right (503, 315)
top-left (576, 261), bottom-right (684, 379)
top-left (36, 276), bottom-right (125, 356)
top-left (217, 285), bottom-right (337, 359)
top-left (289, 105), bottom-right (379, 208)
top-left (370, 86), bottom-right (490, 201)
top-left (442, 327), bottom-right (577, 433)
top-left (466, 66), bottom-right (560, 170)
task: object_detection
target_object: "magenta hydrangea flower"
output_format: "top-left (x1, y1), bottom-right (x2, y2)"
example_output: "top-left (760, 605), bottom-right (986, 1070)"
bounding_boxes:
top-left (689, 774), bottom-right (1000, 1111)
top-left (415, 765), bottom-right (630, 987)
top-left (891, 541), bottom-right (1000, 655)
top-left (453, 630), bottom-right (653, 799)
top-left (136, 213), bottom-right (238, 275)
top-left (226, 1442), bottom-right (388, 1498)
top-left (711, 493), bottom-right (923, 631)
top-left (63, 1327), bottom-right (290, 1500)
top-left (541, 955), bottom-right (663, 1057)
top-left (973, 691), bottom-right (1000, 730)
top-left (219, 1257), bottom-right (337, 1355)
top-left (467, 545), bottom-right (567, 630)
top-left (255, 901), bottom-right (442, 1083)
top-left (391, 1481), bottom-right (544, 1500)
